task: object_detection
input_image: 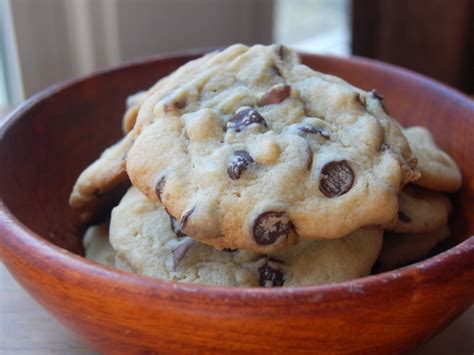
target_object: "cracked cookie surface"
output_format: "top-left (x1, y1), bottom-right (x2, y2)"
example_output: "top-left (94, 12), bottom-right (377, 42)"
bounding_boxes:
top-left (108, 187), bottom-right (383, 287)
top-left (125, 44), bottom-right (418, 252)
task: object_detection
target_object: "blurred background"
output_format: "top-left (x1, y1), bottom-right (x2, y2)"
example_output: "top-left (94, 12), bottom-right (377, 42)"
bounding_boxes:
top-left (0, 0), bottom-right (473, 116)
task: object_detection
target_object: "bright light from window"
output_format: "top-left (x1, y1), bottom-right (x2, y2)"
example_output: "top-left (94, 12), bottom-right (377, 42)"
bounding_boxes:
top-left (273, 0), bottom-right (350, 56)
top-left (0, 48), bottom-right (8, 110)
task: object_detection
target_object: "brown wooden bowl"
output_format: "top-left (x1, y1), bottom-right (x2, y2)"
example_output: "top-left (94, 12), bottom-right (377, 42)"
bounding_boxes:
top-left (0, 50), bottom-right (473, 353)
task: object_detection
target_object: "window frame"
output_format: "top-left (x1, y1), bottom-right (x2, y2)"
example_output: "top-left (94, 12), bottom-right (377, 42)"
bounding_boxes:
top-left (0, 0), bottom-right (24, 108)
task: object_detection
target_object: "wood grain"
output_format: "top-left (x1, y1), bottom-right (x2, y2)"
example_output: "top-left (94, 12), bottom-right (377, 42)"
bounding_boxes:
top-left (352, 0), bottom-right (474, 93)
top-left (0, 51), bottom-right (473, 353)
top-left (1, 261), bottom-right (471, 354)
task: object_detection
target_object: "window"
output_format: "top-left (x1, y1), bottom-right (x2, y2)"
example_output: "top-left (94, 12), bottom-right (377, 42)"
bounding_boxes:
top-left (0, 50), bottom-right (7, 112)
top-left (0, 0), bottom-right (24, 112)
top-left (273, 0), bottom-right (350, 56)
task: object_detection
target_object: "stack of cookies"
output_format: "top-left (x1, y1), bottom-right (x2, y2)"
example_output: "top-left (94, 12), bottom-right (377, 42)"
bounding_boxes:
top-left (72, 44), bottom-right (462, 287)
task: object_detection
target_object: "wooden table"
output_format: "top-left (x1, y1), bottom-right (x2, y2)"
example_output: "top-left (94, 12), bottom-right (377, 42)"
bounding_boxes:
top-left (0, 261), bottom-right (472, 354)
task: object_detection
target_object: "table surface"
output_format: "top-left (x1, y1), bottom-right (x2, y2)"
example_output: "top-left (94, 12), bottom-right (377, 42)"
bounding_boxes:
top-left (0, 262), bottom-right (472, 354)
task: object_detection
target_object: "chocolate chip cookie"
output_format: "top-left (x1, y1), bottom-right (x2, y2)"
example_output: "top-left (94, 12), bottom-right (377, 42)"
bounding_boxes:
top-left (122, 91), bottom-right (147, 134)
top-left (378, 226), bottom-right (449, 272)
top-left (391, 185), bottom-right (451, 234)
top-left (125, 44), bottom-right (418, 252)
top-left (69, 135), bottom-right (133, 223)
top-left (83, 223), bottom-right (115, 267)
top-left (404, 126), bottom-right (462, 192)
top-left (108, 187), bottom-right (383, 287)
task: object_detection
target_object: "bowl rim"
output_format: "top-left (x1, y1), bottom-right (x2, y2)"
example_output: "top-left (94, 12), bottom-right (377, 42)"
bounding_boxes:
top-left (1, 49), bottom-right (473, 301)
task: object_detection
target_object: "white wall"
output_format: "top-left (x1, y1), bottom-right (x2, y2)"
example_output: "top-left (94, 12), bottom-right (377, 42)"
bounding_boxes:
top-left (115, 0), bottom-right (273, 60)
top-left (10, 0), bottom-right (74, 98)
top-left (9, 0), bottom-right (273, 98)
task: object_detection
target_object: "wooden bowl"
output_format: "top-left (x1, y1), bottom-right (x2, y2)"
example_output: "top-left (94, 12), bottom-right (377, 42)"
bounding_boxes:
top-left (0, 50), bottom-right (473, 353)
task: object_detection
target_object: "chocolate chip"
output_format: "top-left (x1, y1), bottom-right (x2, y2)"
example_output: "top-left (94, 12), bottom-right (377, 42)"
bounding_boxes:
top-left (298, 125), bottom-right (330, 139)
top-left (319, 160), bottom-right (354, 198)
top-left (276, 45), bottom-right (286, 60)
top-left (169, 215), bottom-right (186, 238)
top-left (180, 207), bottom-right (195, 232)
top-left (253, 211), bottom-right (291, 245)
top-left (355, 93), bottom-right (366, 107)
top-left (380, 142), bottom-right (390, 152)
top-left (164, 99), bottom-right (186, 113)
top-left (370, 89), bottom-right (384, 101)
top-left (370, 89), bottom-right (388, 113)
top-left (174, 100), bottom-right (186, 109)
top-left (227, 150), bottom-right (255, 180)
top-left (226, 109), bottom-right (267, 132)
top-left (258, 85), bottom-right (291, 106)
top-left (223, 248), bottom-right (238, 252)
top-left (306, 145), bottom-right (314, 171)
top-left (272, 65), bottom-right (282, 77)
top-left (259, 263), bottom-right (284, 287)
top-left (172, 239), bottom-right (195, 270)
top-left (155, 175), bottom-right (166, 202)
top-left (398, 211), bottom-right (412, 223)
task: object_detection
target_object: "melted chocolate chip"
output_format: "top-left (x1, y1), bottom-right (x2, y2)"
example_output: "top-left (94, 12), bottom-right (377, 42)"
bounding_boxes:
top-left (172, 239), bottom-right (195, 270)
top-left (180, 207), bottom-right (195, 232)
top-left (298, 125), bottom-right (330, 139)
top-left (258, 85), bottom-right (291, 106)
top-left (319, 160), bottom-right (355, 198)
top-left (398, 211), bottom-right (412, 223)
top-left (306, 145), bottom-right (314, 171)
top-left (259, 262), bottom-right (284, 287)
top-left (155, 175), bottom-right (166, 202)
top-left (227, 150), bottom-right (255, 180)
top-left (253, 211), bottom-right (291, 245)
top-left (169, 215), bottom-right (186, 238)
top-left (226, 109), bottom-right (267, 132)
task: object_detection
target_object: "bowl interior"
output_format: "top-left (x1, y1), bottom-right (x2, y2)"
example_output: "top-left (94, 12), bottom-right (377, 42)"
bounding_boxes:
top-left (1, 52), bottom-right (473, 257)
